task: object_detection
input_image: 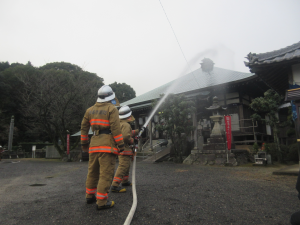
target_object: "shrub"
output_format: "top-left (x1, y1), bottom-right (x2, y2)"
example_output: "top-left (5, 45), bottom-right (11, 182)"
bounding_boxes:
top-left (264, 143), bottom-right (270, 154)
top-left (286, 128), bottom-right (296, 137)
top-left (252, 143), bottom-right (259, 154)
top-left (268, 143), bottom-right (289, 162)
top-left (287, 143), bottom-right (299, 162)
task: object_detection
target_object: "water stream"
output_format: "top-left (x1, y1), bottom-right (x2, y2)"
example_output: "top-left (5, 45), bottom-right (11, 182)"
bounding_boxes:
top-left (138, 49), bottom-right (220, 137)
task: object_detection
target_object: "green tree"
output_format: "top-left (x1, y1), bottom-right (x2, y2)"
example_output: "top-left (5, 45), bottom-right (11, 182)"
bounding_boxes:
top-left (155, 94), bottom-right (195, 163)
top-left (40, 62), bottom-right (85, 74)
top-left (17, 62), bottom-right (104, 156)
top-left (0, 64), bottom-right (36, 145)
top-left (26, 61), bottom-right (33, 67)
top-left (0, 61), bottom-right (10, 72)
top-left (0, 61), bottom-right (104, 157)
top-left (109, 82), bottom-right (136, 103)
top-left (250, 89), bottom-right (283, 161)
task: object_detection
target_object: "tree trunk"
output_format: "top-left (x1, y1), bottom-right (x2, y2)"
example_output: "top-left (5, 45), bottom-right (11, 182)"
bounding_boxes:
top-left (273, 126), bottom-right (282, 162)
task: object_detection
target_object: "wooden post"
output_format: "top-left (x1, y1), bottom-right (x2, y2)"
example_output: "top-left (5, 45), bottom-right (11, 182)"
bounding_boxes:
top-left (252, 119), bottom-right (257, 144)
top-left (149, 121), bottom-right (153, 151)
top-left (193, 112), bottom-right (198, 151)
top-left (134, 117), bottom-right (138, 130)
top-left (295, 102), bottom-right (300, 167)
top-left (239, 105), bottom-right (244, 133)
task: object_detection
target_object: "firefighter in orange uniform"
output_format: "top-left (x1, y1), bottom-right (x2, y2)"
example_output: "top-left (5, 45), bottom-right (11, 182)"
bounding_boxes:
top-left (111, 105), bottom-right (139, 192)
top-left (81, 85), bottom-right (125, 210)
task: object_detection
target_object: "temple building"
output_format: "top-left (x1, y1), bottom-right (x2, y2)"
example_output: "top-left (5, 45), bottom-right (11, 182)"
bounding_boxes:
top-left (121, 59), bottom-right (270, 159)
top-left (245, 41), bottom-right (300, 159)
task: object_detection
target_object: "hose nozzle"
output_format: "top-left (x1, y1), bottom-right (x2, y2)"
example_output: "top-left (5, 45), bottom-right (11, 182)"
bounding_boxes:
top-left (138, 126), bottom-right (146, 138)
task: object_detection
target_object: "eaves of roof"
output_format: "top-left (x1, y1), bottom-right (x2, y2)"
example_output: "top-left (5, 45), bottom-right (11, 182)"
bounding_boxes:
top-left (130, 102), bottom-right (152, 110)
top-left (245, 41), bottom-right (300, 67)
top-left (121, 67), bottom-right (254, 106)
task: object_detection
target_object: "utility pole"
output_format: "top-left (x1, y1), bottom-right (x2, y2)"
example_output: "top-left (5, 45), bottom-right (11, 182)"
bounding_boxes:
top-left (8, 116), bottom-right (14, 158)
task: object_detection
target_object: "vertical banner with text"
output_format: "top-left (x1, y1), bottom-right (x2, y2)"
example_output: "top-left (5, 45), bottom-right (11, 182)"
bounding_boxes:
top-left (224, 115), bottom-right (232, 150)
top-left (67, 134), bottom-right (70, 155)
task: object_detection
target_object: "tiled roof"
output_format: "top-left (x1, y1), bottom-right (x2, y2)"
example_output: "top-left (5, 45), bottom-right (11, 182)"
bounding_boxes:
top-left (71, 127), bottom-right (92, 136)
top-left (245, 41), bottom-right (300, 66)
top-left (121, 67), bottom-right (254, 106)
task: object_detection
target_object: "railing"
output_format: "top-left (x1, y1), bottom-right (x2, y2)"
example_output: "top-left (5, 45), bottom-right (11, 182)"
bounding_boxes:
top-left (153, 140), bottom-right (169, 161)
top-left (139, 140), bottom-right (168, 159)
top-left (141, 138), bottom-right (149, 151)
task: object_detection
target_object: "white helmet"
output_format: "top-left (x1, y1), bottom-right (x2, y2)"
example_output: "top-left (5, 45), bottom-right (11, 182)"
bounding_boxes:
top-left (119, 105), bottom-right (132, 119)
top-left (97, 85), bottom-right (115, 103)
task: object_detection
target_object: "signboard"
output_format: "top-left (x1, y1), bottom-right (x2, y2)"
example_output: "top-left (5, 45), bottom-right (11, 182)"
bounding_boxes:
top-left (32, 145), bottom-right (36, 151)
top-left (224, 116), bottom-right (231, 150)
top-left (67, 134), bottom-right (70, 155)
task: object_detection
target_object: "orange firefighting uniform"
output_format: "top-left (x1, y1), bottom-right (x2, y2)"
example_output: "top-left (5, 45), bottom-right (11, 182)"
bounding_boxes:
top-left (112, 117), bottom-right (138, 187)
top-left (81, 102), bottom-right (125, 206)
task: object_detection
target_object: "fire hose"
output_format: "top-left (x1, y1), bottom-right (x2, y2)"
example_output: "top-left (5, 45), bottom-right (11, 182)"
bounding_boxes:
top-left (123, 126), bottom-right (147, 225)
top-left (123, 145), bottom-right (137, 225)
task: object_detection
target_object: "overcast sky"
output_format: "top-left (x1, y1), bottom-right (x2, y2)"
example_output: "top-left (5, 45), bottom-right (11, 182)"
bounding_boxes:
top-left (1, 0), bottom-right (300, 96)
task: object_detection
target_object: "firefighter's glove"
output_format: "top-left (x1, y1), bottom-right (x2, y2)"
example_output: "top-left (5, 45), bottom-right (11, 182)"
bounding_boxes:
top-left (118, 144), bottom-right (125, 153)
top-left (134, 136), bottom-right (140, 144)
top-left (132, 129), bottom-right (139, 137)
top-left (129, 138), bottom-right (134, 145)
top-left (81, 144), bottom-right (89, 153)
top-left (134, 136), bottom-right (141, 141)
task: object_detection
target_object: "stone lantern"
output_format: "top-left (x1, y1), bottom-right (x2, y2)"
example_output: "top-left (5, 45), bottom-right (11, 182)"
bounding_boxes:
top-left (201, 96), bottom-right (227, 154)
top-left (205, 96), bottom-right (226, 137)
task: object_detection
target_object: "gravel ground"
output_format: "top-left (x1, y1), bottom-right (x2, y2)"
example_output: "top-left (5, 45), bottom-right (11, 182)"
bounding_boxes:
top-left (0, 158), bottom-right (299, 225)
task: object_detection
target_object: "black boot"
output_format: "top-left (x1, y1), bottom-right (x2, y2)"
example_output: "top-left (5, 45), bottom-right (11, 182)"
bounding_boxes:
top-left (111, 186), bottom-right (126, 193)
top-left (86, 195), bottom-right (96, 204)
top-left (96, 201), bottom-right (115, 210)
top-left (122, 181), bottom-right (132, 186)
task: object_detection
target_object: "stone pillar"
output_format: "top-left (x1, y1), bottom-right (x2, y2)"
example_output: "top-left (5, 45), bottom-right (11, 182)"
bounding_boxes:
top-left (198, 136), bottom-right (204, 151)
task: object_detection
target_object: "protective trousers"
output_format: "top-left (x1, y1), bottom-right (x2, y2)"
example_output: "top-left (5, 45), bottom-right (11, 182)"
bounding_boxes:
top-left (112, 155), bottom-right (131, 186)
top-left (85, 152), bottom-right (116, 206)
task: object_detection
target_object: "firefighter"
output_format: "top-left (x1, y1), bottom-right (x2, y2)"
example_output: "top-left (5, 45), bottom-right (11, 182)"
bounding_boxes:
top-left (111, 105), bottom-right (139, 193)
top-left (81, 85), bottom-right (125, 210)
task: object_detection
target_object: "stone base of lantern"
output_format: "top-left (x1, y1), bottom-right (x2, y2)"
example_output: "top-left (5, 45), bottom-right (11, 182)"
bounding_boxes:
top-left (183, 152), bottom-right (237, 166)
top-left (183, 136), bottom-right (238, 166)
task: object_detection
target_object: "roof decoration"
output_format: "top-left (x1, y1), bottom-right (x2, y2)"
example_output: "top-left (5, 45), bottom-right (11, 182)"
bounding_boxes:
top-left (200, 58), bottom-right (214, 73)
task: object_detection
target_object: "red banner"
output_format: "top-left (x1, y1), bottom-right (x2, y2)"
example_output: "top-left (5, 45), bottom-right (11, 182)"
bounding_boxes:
top-left (67, 134), bottom-right (70, 155)
top-left (224, 116), bottom-right (231, 150)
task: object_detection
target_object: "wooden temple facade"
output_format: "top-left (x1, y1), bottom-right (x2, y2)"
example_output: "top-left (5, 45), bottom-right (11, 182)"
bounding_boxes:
top-left (122, 40), bottom-right (300, 155)
top-left (122, 63), bottom-right (271, 152)
top-left (245, 41), bottom-right (300, 154)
